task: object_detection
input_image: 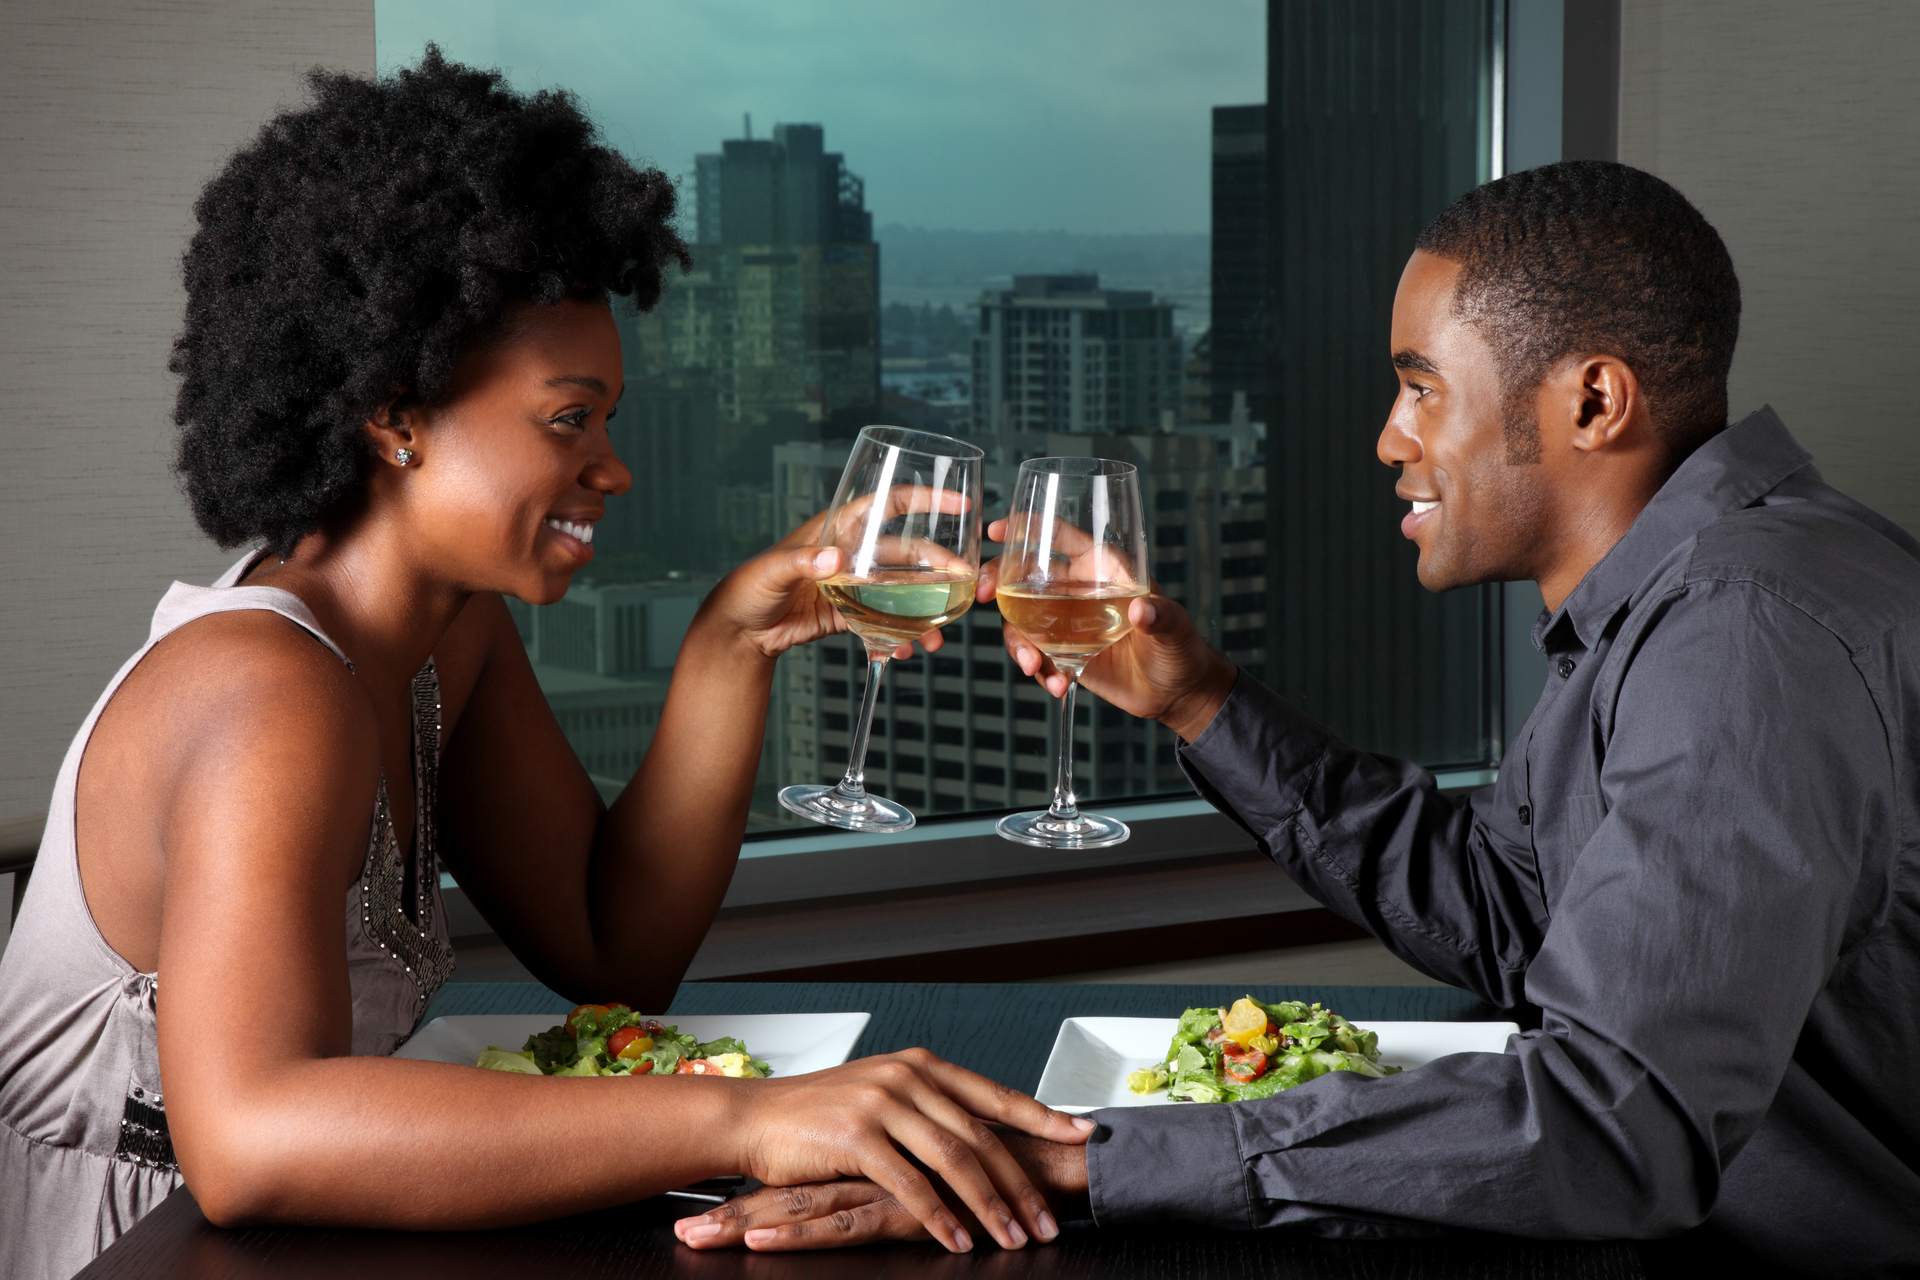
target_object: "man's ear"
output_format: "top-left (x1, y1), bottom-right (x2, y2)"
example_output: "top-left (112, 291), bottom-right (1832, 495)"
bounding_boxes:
top-left (363, 393), bottom-right (420, 467)
top-left (1566, 355), bottom-right (1641, 455)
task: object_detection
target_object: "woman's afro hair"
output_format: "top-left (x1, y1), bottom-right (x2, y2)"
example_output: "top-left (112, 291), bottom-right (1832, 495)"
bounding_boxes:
top-left (171, 46), bottom-right (690, 555)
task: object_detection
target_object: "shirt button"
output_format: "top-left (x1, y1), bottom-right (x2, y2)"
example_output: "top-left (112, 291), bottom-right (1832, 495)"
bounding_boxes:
top-left (1518, 804), bottom-right (1532, 826)
top-left (1557, 657), bottom-right (1576, 678)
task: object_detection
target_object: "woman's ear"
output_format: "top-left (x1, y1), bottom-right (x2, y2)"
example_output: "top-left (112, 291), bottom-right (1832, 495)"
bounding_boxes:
top-left (363, 394), bottom-right (420, 467)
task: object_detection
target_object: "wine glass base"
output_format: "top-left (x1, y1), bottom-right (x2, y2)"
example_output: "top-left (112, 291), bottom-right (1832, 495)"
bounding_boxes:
top-left (779, 784), bottom-right (917, 833)
top-left (995, 810), bottom-right (1130, 850)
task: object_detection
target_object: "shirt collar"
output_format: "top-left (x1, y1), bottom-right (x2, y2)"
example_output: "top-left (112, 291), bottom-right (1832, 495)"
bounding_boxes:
top-left (1532, 406), bottom-right (1813, 653)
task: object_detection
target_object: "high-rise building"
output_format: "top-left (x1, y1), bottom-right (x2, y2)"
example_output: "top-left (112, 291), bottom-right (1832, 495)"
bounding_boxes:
top-left (1210, 104), bottom-right (1268, 426)
top-left (592, 357), bottom-right (725, 576)
top-left (1264, 1), bottom-right (1500, 766)
top-left (971, 275), bottom-right (1182, 440)
top-left (504, 578), bottom-right (718, 797)
top-left (634, 122), bottom-right (879, 444)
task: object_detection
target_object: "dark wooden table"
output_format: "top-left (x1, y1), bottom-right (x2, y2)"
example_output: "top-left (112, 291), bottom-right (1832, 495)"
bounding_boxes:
top-left (81, 982), bottom-right (1647, 1279)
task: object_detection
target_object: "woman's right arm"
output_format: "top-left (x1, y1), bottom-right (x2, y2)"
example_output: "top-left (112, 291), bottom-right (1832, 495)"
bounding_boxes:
top-left (153, 636), bottom-right (1085, 1249)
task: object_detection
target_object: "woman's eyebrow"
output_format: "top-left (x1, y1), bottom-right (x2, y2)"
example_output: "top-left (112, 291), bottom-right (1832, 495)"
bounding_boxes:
top-left (545, 374), bottom-right (609, 394)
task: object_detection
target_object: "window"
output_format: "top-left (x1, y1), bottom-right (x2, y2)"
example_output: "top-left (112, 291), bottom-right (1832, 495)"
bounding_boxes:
top-left (377, 0), bottom-right (1503, 846)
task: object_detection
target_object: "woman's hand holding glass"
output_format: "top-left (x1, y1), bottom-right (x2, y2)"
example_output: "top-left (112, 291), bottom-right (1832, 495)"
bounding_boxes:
top-left (692, 507), bottom-right (946, 664)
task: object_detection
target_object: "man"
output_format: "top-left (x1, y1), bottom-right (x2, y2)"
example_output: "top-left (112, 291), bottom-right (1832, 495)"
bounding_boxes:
top-left (677, 162), bottom-right (1920, 1275)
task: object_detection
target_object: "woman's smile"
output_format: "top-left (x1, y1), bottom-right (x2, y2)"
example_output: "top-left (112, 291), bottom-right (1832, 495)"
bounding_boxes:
top-left (543, 516), bottom-right (597, 562)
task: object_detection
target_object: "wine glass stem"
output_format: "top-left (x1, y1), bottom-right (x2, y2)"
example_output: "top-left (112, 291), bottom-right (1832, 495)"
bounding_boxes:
top-left (1048, 677), bottom-right (1082, 822)
top-left (837, 654), bottom-right (890, 800)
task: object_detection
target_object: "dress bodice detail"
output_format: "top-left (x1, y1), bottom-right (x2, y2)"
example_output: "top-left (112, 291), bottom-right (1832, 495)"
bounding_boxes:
top-left (360, 660), bottom-right (457, 1012)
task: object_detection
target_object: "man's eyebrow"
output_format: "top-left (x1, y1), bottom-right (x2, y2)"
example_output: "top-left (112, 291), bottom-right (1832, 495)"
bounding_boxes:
top-left (545, 374), bottom-right (609, 394)
top-left (1392, 349), bottom-right (1440, 375)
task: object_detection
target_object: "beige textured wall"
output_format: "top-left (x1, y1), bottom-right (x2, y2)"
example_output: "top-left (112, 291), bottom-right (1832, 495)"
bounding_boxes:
top-left (0, 2), bottom-right (374, 826)
top-left (1618, 1), bottom-right (1920, 533)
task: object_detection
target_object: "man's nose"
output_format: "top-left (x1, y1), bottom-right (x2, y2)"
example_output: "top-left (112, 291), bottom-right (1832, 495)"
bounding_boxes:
top-left (1377, 410), bottom-right (1421, 468)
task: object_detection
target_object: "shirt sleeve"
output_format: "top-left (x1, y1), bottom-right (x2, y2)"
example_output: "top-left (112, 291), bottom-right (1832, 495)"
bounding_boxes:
top-left (1171, 667), bottom-right (1549, 1006)
top-left (1086, 580), bottom-right (1884, 1238)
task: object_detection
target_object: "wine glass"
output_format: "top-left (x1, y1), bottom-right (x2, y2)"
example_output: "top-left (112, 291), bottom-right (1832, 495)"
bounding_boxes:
top-left (779, 426), bottom-right (983, 833)
top-left (993, 456), bottom-right (1148, 849)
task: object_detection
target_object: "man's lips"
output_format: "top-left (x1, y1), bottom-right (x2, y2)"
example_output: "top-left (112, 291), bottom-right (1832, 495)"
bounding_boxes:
top-left (1400, 498), bottom-right (1438, 539)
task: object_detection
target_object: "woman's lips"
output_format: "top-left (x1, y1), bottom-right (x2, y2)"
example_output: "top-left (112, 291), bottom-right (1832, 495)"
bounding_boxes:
top-left (543, 516), bottom-right (596, 562)
top-left (1400, 499), bottom-right (1438, 539)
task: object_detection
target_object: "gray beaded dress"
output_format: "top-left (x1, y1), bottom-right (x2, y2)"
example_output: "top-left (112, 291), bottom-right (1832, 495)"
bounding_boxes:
top-left (0, 555), bottom-right (456, 1279)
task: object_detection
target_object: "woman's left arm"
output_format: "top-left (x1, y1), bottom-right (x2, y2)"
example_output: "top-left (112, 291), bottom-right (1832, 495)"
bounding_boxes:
top-left (436, 513), bottom-right (927, 1004)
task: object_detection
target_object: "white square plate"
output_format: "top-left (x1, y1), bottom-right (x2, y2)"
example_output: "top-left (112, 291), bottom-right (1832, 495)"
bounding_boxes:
top-left (393, 1011), bottom-right (872, 1077)
top-left (1034, 1017), bottom-right (1519, 1112)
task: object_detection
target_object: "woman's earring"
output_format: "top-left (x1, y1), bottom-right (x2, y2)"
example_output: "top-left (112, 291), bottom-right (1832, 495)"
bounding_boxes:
top-left (395, 448), bottom-right (414, 465)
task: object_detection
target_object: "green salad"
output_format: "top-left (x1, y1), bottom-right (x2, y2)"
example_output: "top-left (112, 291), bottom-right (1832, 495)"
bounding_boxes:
top-left (1126, 996), bottom-right (1399, 1103)
top-left (474, 1002), bottom-right (773, 1079)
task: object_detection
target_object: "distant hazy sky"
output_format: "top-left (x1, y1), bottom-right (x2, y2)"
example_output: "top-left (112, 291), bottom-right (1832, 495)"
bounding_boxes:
top-left (376, 1), bottom-right (1264, 235)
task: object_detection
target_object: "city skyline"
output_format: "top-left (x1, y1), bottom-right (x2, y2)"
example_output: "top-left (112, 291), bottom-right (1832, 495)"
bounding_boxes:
top-left (502, 102), bottom-right (1272, 829)
top-left (375, 0), bottom-right (1263, 237)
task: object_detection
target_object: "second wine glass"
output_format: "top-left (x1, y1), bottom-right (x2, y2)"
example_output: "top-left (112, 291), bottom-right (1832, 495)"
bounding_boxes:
top-left (993, 456), bottom-right (1148, 849)
top-left (779, 426), bottom-right (983, 833)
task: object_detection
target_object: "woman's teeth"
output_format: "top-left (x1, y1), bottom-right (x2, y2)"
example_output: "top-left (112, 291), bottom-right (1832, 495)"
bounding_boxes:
top-left (545, 518), bottom-right (595, 544)
top-left (1412, 500), bottom-right (1438, 516)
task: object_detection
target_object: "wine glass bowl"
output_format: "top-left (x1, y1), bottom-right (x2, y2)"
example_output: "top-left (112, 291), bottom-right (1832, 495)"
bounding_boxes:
top-left (779, 426), bottom-right (984, 833)
top-left (993, 456), bottom-right (1148, 850)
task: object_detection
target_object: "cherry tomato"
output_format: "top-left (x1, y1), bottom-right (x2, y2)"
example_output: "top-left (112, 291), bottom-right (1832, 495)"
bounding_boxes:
top-left (608, 1028), bottom-right (654, 1060)
top-left (629, 1059), bottom-right (653, 1074)
top-left (676, 1058), bottom-right (723, 1075)
top-left (1222, 1044), bottom-right (1268, 1083)
top-left (566, 1004), bottom-right (611, 1037)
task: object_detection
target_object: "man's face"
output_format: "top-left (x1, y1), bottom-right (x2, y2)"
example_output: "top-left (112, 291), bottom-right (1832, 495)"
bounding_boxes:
top-left (1378, 251), bottom-right (1548, 593)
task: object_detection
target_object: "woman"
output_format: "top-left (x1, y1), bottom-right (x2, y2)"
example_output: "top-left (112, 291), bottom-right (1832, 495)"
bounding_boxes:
top-left (0, 50), bottom-right (1086, 1279)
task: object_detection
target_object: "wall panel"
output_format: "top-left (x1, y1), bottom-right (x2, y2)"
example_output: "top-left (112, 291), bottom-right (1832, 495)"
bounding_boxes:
top-left (0, 1), bottom-right (374, 823)
top-left (1618, 0), bottom-right (1920, 534)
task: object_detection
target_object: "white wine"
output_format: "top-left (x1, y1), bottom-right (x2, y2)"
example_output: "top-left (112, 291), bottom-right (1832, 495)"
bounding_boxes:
top-left (996, 585), bottom-right (1148, 667)
top-left (822, 574), bottom-right (977, 648)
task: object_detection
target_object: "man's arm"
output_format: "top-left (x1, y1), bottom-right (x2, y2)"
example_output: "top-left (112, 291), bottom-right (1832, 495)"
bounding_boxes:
top-left (1090, 581), bottom-right (1883, 1237)
top-left (1177, 668), bottom-right (1549, 1006)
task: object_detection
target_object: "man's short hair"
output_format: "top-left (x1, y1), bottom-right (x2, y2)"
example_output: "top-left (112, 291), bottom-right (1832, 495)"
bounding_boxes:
top-left (1415, 160), bottom-right (1741, 464)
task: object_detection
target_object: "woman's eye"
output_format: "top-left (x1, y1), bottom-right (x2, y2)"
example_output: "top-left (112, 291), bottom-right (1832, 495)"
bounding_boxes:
top-left (553, 408), bottom-right (591, 429)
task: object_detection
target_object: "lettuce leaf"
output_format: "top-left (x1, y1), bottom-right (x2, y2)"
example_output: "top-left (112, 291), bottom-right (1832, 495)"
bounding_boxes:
top-left (475, 1047), bottom-right (542, 1074)
top-left (523, 1025), bottom-right (579, 1073)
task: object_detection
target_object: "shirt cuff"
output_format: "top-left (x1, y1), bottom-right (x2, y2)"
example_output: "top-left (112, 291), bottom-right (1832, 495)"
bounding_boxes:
top-left (1176, 669), bottom-right (1335, 853)
top-left (1084, 1101), bottom-right (1251, 1229)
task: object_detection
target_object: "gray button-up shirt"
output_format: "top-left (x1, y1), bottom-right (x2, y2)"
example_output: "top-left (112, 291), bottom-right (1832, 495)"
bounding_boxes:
top-left (1084, 409), bottom-right (1920, 1276)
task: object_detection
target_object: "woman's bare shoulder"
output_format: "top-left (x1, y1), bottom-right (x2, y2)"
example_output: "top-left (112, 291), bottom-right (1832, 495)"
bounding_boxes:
top-left (102, 607), bottom-right (379, 787)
